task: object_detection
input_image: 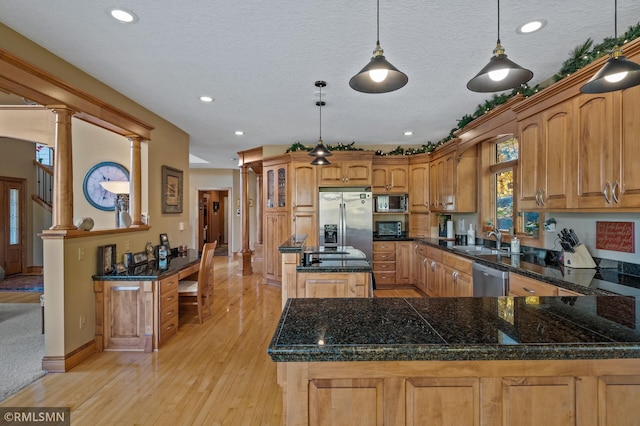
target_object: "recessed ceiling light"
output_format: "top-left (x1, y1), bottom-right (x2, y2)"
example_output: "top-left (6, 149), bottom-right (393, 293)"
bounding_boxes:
top-left (107, 8), bottom-right (139, 24)
top-left (199, 96), bottom-right (214, 103)
top-left (234, 130), bottom-right (244, 136)
top-left (404, 131), bottom-right (414, 136)
top-left (516, 19), bottom-right (547, 34)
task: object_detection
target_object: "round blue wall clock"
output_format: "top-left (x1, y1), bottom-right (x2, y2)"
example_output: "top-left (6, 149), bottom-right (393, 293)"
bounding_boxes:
top-left (83, 161), bottom-right (130, 211)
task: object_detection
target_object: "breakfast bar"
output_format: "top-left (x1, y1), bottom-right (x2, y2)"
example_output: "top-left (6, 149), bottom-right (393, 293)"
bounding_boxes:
top-left (268, 296), bottom-right (640, 425)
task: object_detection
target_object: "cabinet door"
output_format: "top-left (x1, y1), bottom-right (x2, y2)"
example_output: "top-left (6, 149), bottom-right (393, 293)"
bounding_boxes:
top-left (518, 116), bottom-right (543, 210)
top-left (388, 166), bottom-right (409, 192)
top-left (396, 242), bottom-right (412, 285)
top-left (543, 104), bottom-right (572, 209)
top-left (409, 213), bottom-right (429, 238)
top-left (371, 166), bottom-right (389, 192)
top-left (309, 378), bottom-right (383, 425)
top-left (292, 211), bottom-right (317, 247)
top-left (425, 258), bottom-right (442, 297)
top-left (502, 377), bottom-right (576, 426)
top-left (574, 93), bottom-right (616, 208)
top-left (318, 163), bottom-right (345, 186)
top-left (291, 163), bottom-right (316, 211)
top-left (409, 163), bottom-right (429, 212)
top-left (406, 377), bottom-right (480, 426)
top-left (344, 161), bottom-right (372, 185)
top-left (265, 212), bottom-right (289, 282)
top-left (429, 161), bottom-right (439, 210)
top-left (618, 84), bottom-right (640, 207)
top-left (103, 281), bottom-right (147, 350)
top-left (441, 265), bottom-right (456, 297)
top-left (442, 152), bottom-right (456, 211)
top-left (454, 271), bottom-right (472, 297)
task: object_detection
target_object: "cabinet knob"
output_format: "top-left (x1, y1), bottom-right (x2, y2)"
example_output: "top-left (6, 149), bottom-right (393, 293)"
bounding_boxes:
top-left (523, 287), bottom-right (536, 294)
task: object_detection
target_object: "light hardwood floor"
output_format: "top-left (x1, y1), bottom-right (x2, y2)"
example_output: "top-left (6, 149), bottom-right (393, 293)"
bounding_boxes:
top-left (0, 258), bottom-right (422, 424)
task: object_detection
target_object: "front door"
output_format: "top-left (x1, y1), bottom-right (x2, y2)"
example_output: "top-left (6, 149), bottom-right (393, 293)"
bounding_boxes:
top-left (0, 177), bottom-right (26, 275)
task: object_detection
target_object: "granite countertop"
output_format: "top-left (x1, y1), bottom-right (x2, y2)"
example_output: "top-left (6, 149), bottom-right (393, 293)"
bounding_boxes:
top-left (268, 296), bottom-right (640, 363)
top-left (92, 249), bottom-right (200, 281)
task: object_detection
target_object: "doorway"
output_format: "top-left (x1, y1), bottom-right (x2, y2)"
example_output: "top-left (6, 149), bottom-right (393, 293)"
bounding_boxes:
top-left (0, 177), bottom-right (26, 275)
top-left (198, 189), bottom-right (229, 256)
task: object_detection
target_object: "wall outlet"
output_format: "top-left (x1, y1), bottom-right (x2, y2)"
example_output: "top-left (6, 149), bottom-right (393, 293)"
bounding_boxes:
top-left (78, 248), bottom-right (85, 261)
top-left (79, 315), bottom-right (86, 330)
top-left (179, 222), bottom-right (185, 231)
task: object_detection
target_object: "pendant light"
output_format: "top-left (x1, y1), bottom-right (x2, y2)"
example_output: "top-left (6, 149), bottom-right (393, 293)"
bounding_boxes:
top-left (467, 0), bottom-right (533, 92)
top-left (581, 0), bottom-right (640, 93)
top-left (309, 81), bottom-right (331, 165)
top-left (349, 0), bottom-right (408, 93)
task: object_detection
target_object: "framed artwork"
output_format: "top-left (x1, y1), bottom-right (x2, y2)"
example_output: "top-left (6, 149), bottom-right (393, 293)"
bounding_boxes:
top-left (133, 252), bottom-right (148, 265)
top-left (159, 233), bottom-right (170, 250)
top-left (162, 165), bottom-right (183, 213)
top-left (97, 244), bottom-right (116, 275)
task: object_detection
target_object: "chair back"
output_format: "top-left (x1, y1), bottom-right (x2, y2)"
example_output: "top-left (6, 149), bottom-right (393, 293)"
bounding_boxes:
top-left (198, 241), bottom-right (217, 298)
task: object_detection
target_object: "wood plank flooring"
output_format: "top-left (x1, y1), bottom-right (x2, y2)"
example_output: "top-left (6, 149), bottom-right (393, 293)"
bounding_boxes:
top-left (0, 258), bottom-right (423, 424)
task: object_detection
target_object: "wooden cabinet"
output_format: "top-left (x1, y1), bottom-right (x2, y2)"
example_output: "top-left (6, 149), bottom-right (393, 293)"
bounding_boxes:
top-left (439, 251), bottom-right (473, 297)
top-left (408, 212), bottom-right (430, 238)
top-left (264, 163), bottom-right (288, 211)
top-left (518, 101), bottom-right (572, 210)
top-left (406, 377), bottom-right (479, 425)
top-left (158, 275), bottom-right (179, 346)
top-left (425, 245), bottom-right (443, 297)
top-left (429, 144), bottom-right (477, 212)
top-left (297, 272), bottom-right (371, 298)
top-left (414, 244), bottom-right (428, 294)
top-left (373, 241), bottom-right (396, 286)
top-left (264, 212), bottom-right (289, 284)
top-left (574, 86), bottom-right (640, 208)
top-left (318, 160), bottom-right (372, 186)
top-left (396, 241), bottom-right (413, 285)
top-left (372, 158), bottom-right (409, 193)
top-left (509, 273), bottom-right (558, 297)
top-left (290, 161), bottom-right (318, 246)
top-left (408, 158), bottom-right (429, 213)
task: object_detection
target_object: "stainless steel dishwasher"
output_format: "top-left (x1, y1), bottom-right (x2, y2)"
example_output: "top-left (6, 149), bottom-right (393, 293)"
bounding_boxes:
top-left (472, 263), bottom-right (509, 296)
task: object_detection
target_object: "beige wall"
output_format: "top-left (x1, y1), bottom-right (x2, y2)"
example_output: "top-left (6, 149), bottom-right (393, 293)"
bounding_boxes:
top-left (0, 23), bottom-right (191, 358)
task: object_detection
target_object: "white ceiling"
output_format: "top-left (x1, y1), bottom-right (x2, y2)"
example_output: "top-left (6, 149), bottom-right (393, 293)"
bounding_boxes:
top-left (1, 1), bottom-right (639, 169)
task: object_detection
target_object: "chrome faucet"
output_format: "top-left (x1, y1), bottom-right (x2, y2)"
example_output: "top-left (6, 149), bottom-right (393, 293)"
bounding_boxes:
top-left (488, 229), bottom-right (502, 249)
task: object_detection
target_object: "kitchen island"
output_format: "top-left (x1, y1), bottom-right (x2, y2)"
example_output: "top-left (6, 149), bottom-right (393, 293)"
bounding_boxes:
top-left (268, 296), bottom-right (640, 425)
top-left (279, 235), bottom-right (372, 308)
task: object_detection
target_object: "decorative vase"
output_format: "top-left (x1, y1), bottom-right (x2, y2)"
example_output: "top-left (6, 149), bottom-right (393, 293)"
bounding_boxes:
top-left (74, 217), bottom-right (94, 231)
top-left (119, 211), bottom-right (132, 228)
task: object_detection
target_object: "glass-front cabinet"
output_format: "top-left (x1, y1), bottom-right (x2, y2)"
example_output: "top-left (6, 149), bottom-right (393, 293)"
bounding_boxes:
top-left (265, 164), bottom-right (287, 211)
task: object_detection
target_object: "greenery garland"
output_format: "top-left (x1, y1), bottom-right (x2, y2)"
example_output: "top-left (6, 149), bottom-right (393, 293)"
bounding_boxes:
top-left (286, 22), bottom-right (640, 156)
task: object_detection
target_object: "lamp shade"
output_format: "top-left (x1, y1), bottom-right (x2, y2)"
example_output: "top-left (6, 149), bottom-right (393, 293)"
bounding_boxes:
top-left (311, 156), bottom-right (331, 166)
top-left (349, 53), bottom-right (408, 93)
top-left (580, 53), bottom-right (640, 94)
top-left (467, 50), bottom-right (533, 92)
top-left (309, 138), bottom-right (332, 157)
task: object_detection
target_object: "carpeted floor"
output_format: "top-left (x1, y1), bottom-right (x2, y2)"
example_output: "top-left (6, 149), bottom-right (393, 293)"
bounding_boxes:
top-left (0, 274), bottom-right (44, 292)
top-left (0, 303), bottom-right (45, 402)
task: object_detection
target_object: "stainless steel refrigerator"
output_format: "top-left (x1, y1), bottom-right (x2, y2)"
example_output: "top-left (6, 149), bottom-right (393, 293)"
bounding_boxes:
top-left (318, 187), bottom-right (373, 260)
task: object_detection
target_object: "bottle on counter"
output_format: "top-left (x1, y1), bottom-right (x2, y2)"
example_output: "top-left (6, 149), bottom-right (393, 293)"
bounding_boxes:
top-left (467, 224), bottom-right (475, 245)
top-left (510, 236), bottom-right (520, 254)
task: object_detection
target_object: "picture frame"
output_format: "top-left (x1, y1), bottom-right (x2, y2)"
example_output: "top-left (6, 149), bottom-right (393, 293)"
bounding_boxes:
top-left (162, 165), bottom-right (183, 213)
top-left (97, 244), bottom-right (116, 275)
top-left (133, 251), bottom-right (148, 265)
top-left (159, 233), bottom-right (170, 250)
top-left (116, 262), bottom-right (127, 274)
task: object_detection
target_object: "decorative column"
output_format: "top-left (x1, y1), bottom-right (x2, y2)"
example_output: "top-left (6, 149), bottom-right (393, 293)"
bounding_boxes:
top-left (128, 135), bottom-right (144, 226)
top-left (49, 107), bottom-right (76, 230)
top-left (239, 160), bottom-right (253, 275)
top-left (256, 173), bottom-right (263, 245)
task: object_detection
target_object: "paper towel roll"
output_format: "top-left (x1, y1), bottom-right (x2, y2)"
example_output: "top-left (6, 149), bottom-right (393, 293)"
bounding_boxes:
top-left (446, 220), bottom-right (454, 239)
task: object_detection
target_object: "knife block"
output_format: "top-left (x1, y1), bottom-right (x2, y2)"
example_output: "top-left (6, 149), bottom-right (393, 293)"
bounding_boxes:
top-left (563, 244), bottom-right (596, 269)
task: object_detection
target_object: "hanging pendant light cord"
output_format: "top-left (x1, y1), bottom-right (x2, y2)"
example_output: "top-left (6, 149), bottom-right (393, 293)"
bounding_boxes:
top-left (496, 0), bottom-right (501, 44)
top-left (318, 86), bottom-right (322, 139)
top-left (614, 0), bottom-right (618, 39)
top-left (376, 0), bottom-right (380, 45)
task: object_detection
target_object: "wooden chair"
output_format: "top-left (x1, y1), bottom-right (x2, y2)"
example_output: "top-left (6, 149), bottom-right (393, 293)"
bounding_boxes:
top-left (178, 241), bottom-right (217, 324)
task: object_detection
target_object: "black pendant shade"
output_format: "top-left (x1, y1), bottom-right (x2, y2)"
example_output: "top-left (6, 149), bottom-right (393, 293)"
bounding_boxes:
top-left (580, 0), bottom-right (640, 94)
top-left (467, 0), bottom-right (533, 93)
top-left (349, 43), bottom-right (408, 93)
top-left (349, 0), bottom-right (407, 94)
top-left (467, 42), bottom-right (534, 92)
top-left (580, 52), bottom-right (640, 93)
top-left (310, 81), bottom-right (331, 165)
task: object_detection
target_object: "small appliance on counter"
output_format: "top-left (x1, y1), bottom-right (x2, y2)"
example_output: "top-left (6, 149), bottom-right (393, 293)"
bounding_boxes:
top-left (375, 221), bottom-right (403, 238)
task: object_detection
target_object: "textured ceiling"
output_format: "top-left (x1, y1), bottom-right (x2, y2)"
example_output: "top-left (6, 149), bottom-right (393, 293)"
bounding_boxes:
top-left (1, 1), bottom-right (639, 169)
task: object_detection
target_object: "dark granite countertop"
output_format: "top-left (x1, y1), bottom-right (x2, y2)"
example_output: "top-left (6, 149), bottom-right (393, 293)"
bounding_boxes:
top-left (268, 296), bottom-right (640, 363)
top-left (92, 249), bottom-right (200, 281)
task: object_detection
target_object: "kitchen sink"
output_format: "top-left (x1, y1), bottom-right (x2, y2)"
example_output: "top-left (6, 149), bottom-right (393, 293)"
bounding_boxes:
top-left (452, 245), bottom-right (516, 256)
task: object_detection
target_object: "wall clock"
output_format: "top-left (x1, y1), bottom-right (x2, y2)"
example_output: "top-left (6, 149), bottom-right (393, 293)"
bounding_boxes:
top-left (83, 161), bottom-right (130, 211)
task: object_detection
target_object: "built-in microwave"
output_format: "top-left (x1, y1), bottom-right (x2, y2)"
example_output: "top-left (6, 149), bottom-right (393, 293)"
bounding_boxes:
top-left (375, 195), bottom-right (407, 212)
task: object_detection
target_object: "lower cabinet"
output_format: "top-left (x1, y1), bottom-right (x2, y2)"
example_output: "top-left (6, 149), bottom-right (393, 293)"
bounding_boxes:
top-left (283, 359), bottom-right (640, 425)
top-left (509, 272), bottom-right (559, 297)
top-left (396, 242), bottom-right (413, 285)
top-left (373, 242), bottom-right (396, 286)
top-left (297, 272), bottom-right (371, 298)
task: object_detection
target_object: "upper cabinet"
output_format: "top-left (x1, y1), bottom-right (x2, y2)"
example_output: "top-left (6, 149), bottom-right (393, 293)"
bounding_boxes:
top-left (574, 86), bottom-right (640, 208)
top-left (408, 155), bottom-right (429, 213)
top-left (291, 162), bottom-right (317, 211)
top-left (518, 100), bottom-right (572, 210)
top-left (317, 152), bottom-right (374, 187)
top-left (372, 157), bottom-right (409, 193)
top-left (264, 162), bottom-right (288, 212)
top-left (429, 143), bottom-right (477, 213)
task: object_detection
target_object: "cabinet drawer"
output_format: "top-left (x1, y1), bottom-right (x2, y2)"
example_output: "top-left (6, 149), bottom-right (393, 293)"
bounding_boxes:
top-left (159, 290), bottom-right (178, 310)
top-left (373, 272), bottom-right (396, 285)
top-left (373, 262), bottom-right (395, 272)
top-left (415, 244), bottom-right (429, 258)
top-left (425, 245), bottom-right (443, 261)
top-left (373, 251), bottom-right (396, 262)
top-left (442, 252), bottom-right (473, 275)
top-left (373, 242), bottom-right (396, 252)
top-left (509, 274), bottom-right (558, 297)
top-left (159, 314), bottom-right (178, 344)
top-left (160, 299), bottom-right (179, 326)
top-left (160, 277), bottom-right (178, 295)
